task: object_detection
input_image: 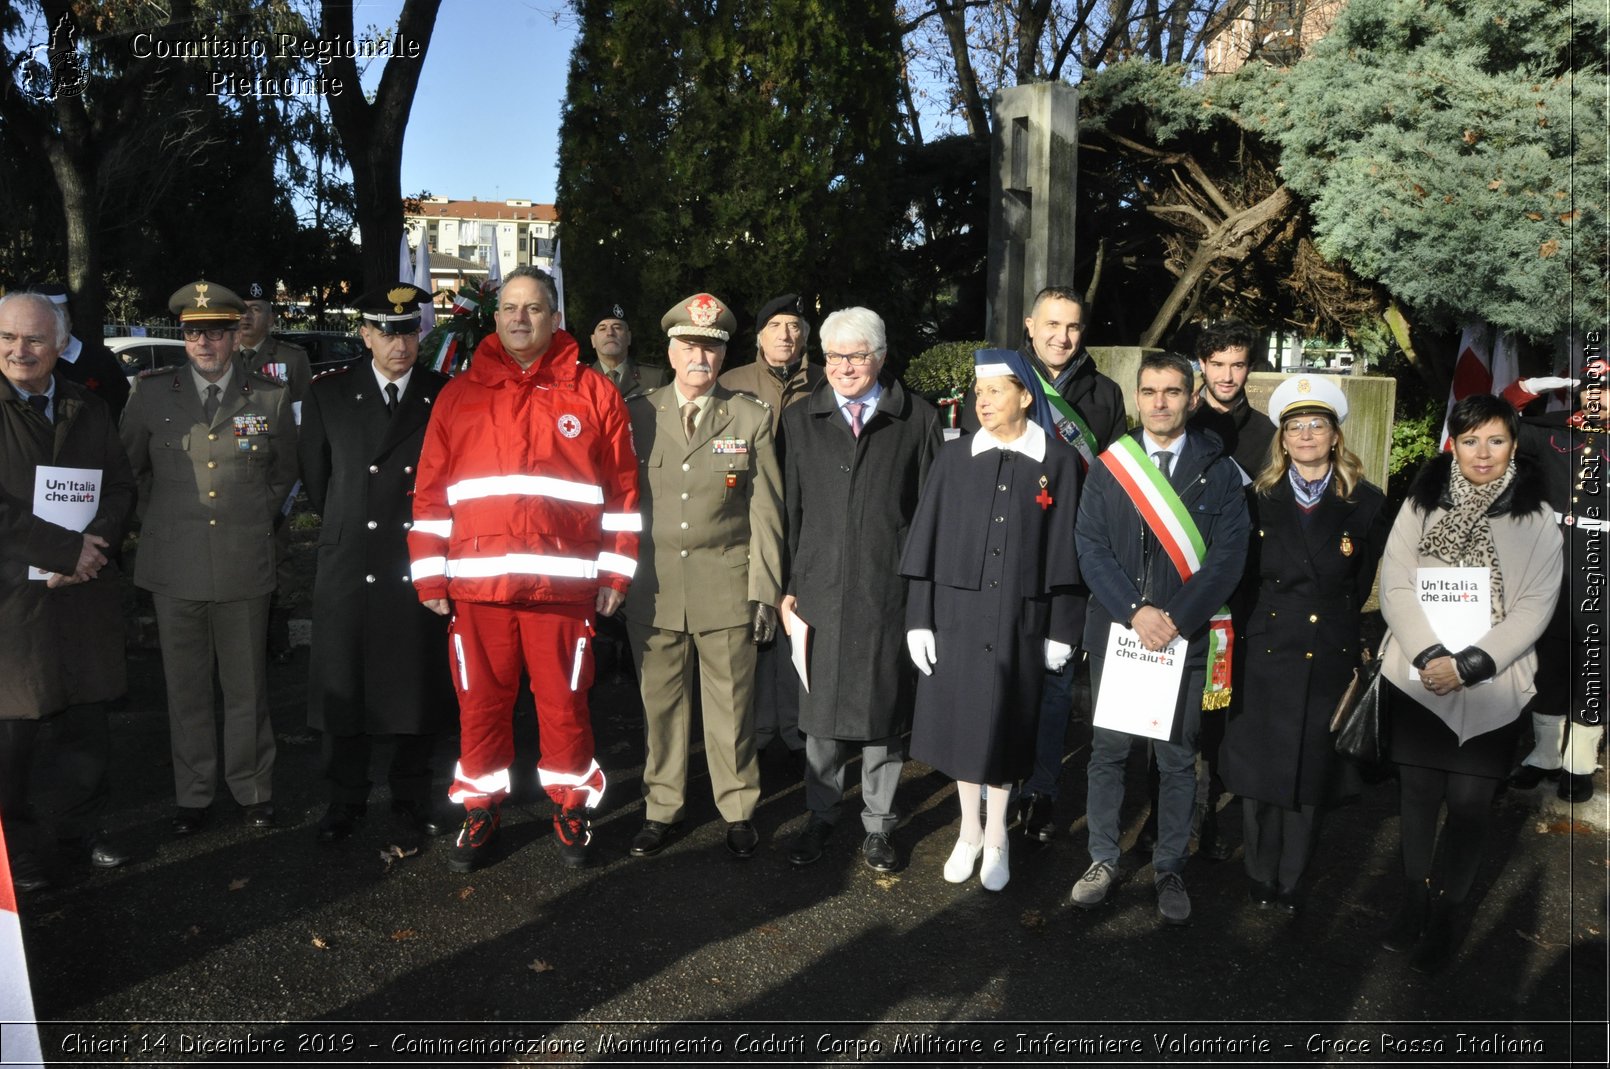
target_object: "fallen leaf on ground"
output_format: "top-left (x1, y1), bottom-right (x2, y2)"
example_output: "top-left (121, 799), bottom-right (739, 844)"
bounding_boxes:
top-left (228, 877), bottom-right (249, 892)
top-left (1021, 910), bottom-right (1045, 929)
top-left (874, 875), bottom-right (899, 890)
top-left (455, 886), bottom-right (475, 901)
top-left (529, 959), bottom-right (554, 973)
top-left (311, 935), bottom-right (329, 950)
top-left (181, 925), bottom-right (202, 943)
top-left (391, 929), bottom-right (416, 941)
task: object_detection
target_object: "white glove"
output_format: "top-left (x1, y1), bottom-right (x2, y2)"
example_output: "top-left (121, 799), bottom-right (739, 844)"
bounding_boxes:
top-left (907, 629), bottom-right (937, 676)
top-left (1522, 376), bottom-right (1579, 393)
top-left (1045, 639), bottom-right (1073, 673)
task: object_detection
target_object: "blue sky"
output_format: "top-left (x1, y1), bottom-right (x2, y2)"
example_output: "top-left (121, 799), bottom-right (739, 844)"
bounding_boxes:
top-left (363, 0), bottom-right (577, 204)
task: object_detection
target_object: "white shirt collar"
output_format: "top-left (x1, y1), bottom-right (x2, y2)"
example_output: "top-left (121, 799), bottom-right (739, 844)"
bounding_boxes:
top-left (60, 335), bottom-right (83, 364)
top-left (970, 419), bottom-right (1047, 461)
top-left (834, 383), bottom-right (881, 412)
top-left (372, 362), bottom-right (414, 398)
top-left (1142, 431), bottom-right (1187, 462)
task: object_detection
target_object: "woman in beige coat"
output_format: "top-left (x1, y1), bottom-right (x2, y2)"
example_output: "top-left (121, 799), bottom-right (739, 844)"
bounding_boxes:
top-left (1378, 394), bottom-right (1562, 973)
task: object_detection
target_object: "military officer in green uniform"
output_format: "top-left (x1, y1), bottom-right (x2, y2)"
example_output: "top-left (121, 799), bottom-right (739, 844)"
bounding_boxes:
top-left (121, 281), bottom-right (298, 835)
top-left (234, 278), bottom-right (312, 403)
top-left (623, 293), bottom-right (784, 859)
top-left (586, 303), bottom-right (669, 401)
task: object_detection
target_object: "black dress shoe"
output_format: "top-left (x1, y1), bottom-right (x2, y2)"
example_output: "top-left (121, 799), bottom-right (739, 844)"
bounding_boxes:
top-left (391, 800), bottom-right (446, 837)
top-left (726, 820), bottom-right (759, 858)
top-left (10, 853), bottom-right (51, 893)
top-left (1559, 772), bottom-right (1594, 803)
top-left (1508, 763), bottom-right (1560, 789)
top-left (244, 803), bottom-right (277, 829)
top-left (862, 832), bottom-right (899, 873)
top-left (1020, 793), bottom-right (1055, 842)
top-left (789, 819), bottom-right (832, 867)
top-left (1272, 888), bottom-right (1300, 915)
top-left (172, 807), bottom-right (208, 837)
top-left (1248, 879), bottom-right (1277, 906)
top-left (316, 803), bottom-right (365, 843)
top-left (630, 820), bottom-right (679, 857)
top-left (84, 832), bottom-right (129, 869)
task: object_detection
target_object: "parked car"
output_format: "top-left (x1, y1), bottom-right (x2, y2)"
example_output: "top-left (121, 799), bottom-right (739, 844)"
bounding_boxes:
top-left (108, 336), bottom-right (187, 381)
top-left (272, 330), bottom-right (365, 372)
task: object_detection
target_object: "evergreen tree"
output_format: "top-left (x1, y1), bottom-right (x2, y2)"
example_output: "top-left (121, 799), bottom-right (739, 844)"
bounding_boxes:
top-left (1229, 0), bottom-right (1606, 338)
top-left (557, 0), bottom-right (906, 358)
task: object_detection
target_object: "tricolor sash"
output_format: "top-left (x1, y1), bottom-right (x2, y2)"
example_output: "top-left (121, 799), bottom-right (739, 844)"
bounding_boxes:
top-left (1099, 435), bottom-right (1234, 710)
top-left (1030, 366), bottom-right (1099, 467)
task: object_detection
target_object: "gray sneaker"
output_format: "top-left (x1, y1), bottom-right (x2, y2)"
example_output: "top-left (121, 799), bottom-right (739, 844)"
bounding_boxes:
top-left (1155, 871), bottom-right (1192, 925)
top-left (1070, 860), bottom-right (1116, 908)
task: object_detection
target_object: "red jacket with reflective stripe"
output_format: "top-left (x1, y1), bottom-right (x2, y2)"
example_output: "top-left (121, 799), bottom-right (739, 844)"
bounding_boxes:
top-left (409, 330), bottom-right (640, 606)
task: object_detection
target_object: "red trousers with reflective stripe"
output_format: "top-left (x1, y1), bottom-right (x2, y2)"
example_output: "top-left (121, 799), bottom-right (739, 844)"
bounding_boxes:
top-left (448, 601), bottom-right (595, 806)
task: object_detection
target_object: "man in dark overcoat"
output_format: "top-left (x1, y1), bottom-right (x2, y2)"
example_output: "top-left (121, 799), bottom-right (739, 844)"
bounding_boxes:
top-left (777, 308), bottom-right (942, 872)
top-left (299, 285), bottom-right (453, 844)
top-left (1071, 351), bottom-right (1249, 925)
top-left (1180, 318), bottom-right (1277, 858)
top-left (960, 286), bottom-right (1128, 841)
top-left (121, 281), bottom-right (297, 835)
top-left (1, 291), bottom-right (136, 891)
top-left (28, 283), bottom-right (129, 422)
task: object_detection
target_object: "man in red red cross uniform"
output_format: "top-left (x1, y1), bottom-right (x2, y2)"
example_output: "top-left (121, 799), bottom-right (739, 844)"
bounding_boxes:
top-left (408, 266), bottom-right (639, 872)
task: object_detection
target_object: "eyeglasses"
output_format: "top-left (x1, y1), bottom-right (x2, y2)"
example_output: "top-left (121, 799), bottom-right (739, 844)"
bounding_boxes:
top-left (1282, 418), bottom-right (1332, 436)
top-left (824, 351), bottom-right (879, 366)
top-left (181, 327), bottom-right (235, 341)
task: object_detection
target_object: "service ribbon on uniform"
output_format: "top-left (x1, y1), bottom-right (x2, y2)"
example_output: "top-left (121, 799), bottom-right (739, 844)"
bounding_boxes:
top-left (1098, 435), bottom-right (1234, 710)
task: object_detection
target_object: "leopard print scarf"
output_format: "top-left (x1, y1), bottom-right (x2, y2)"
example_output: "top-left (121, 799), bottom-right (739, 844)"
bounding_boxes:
top-left (1417, 459), bottom-right (1514, 625)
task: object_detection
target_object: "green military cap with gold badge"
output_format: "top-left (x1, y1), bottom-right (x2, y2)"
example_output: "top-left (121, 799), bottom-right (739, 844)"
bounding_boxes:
top-left (168, 280), bottom-right (245, 325)
top-left (661, 292), bottom-right (737, 343)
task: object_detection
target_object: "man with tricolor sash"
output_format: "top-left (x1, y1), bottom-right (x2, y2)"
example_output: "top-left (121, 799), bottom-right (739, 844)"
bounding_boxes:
top-left (1070, 351), bottom-right (1249, 925)
top-left (961, 286), bottom-right (1126, 842)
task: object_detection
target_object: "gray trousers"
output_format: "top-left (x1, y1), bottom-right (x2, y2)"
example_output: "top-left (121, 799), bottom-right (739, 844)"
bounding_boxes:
top-left (804, 734), bottom-right (904, 834)
top-left (153, 593), bottom-right (275, 807)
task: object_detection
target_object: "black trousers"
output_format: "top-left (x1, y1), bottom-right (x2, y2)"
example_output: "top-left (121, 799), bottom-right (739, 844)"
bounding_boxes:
top-left (0, 703), bottom-right (112, 854)
top-left (321, 731), bottom-right (436, 807)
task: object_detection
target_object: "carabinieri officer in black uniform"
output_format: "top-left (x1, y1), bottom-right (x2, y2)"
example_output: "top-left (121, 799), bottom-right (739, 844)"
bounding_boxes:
top-left (298, 284), bottom-right (454, 844)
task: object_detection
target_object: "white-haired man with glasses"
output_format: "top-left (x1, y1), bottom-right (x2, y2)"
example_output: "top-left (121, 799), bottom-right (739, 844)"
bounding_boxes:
top-left (778, 307), bottom-right (943, 872)
top-left (121, 281), bottom-right (297, 837)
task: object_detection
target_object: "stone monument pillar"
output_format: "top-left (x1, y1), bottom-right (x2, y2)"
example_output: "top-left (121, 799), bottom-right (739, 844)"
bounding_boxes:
top-left (985, 82), bottom-right (1078, 350)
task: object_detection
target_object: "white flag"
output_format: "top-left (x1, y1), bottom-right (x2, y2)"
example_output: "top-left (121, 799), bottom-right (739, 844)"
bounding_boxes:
top-left (412, 235), bottom-right (436, 339)
top-left (487, 227), bottom-right (503, 286)
top-left (1439, 323), bottom-right (1518, 449)
top-left (550, 238), bottom-right (566, 330)
top-left (398, 231), bottom-right (413, 283)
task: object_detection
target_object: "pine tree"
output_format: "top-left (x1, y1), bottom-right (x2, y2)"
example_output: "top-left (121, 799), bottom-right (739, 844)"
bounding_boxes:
top-left (557, 0), bottom-right (906, 357)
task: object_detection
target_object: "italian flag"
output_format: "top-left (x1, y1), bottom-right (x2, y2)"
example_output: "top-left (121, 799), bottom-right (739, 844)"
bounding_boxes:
top-left (451, 291), bottom-right (479, 316)
top-left (1099, 435), bottom-right (1236, 710)
top-left (0, 818), bottom-right (44, 1068)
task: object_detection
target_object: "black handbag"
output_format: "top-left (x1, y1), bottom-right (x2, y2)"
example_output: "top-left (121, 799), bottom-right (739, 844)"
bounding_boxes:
top-left (1332, 636), bottom-right (1390, 764)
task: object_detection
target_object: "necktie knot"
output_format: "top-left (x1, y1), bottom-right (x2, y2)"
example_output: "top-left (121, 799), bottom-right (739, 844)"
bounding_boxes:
top-left (241, 348), bottom-right (255, 362)
top-left (203, 383), bottom-right (221, 423)
top-left (1152, 450), bottom-right (1173, 479)
top-left (681, 401), bottom-right (699, 442)
top-left (385, 382), bottom-right (400, 412)
top-left (26, 394), bottom-right (48, 420)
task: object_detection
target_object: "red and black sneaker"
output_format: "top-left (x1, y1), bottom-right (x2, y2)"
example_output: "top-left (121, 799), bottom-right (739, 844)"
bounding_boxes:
top-left (553, 806), bottom-right (593, 868)
top-left (447, 806), bottom-right (500, 873)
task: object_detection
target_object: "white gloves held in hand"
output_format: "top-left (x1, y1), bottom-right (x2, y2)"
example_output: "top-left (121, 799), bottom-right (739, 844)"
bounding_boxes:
top-left (1045, 640), bottom-right (1073, 673)
top-left (1522, 376), bottom-right (1579, 394)
top-left (907, 629), bottom-right (936, 676)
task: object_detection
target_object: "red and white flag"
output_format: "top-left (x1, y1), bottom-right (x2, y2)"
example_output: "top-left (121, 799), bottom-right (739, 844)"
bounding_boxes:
top-left (0, 820), bottom-right (45, 1069)
top-left (1441, 323), bottom-right (1519, 449)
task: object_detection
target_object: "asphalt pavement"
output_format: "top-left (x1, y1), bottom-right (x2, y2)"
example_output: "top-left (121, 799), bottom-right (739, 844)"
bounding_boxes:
top-left (11, 640), bottom-right (1608, 1067)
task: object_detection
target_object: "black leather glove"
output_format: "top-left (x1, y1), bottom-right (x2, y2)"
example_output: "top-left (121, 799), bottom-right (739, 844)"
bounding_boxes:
top-left (750, 601), bottom-right (778, 645)
top-left (1412, 644), bottom-right (1452, 670)
top-left (1452, 646), bottom-right (1497, 686)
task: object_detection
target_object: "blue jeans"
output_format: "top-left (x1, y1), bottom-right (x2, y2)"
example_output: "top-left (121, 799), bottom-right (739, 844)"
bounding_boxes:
top-left (1084, 657), bottom-right (1204, 876)
top-left (1023, 666), bottom-right (1074, 800)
